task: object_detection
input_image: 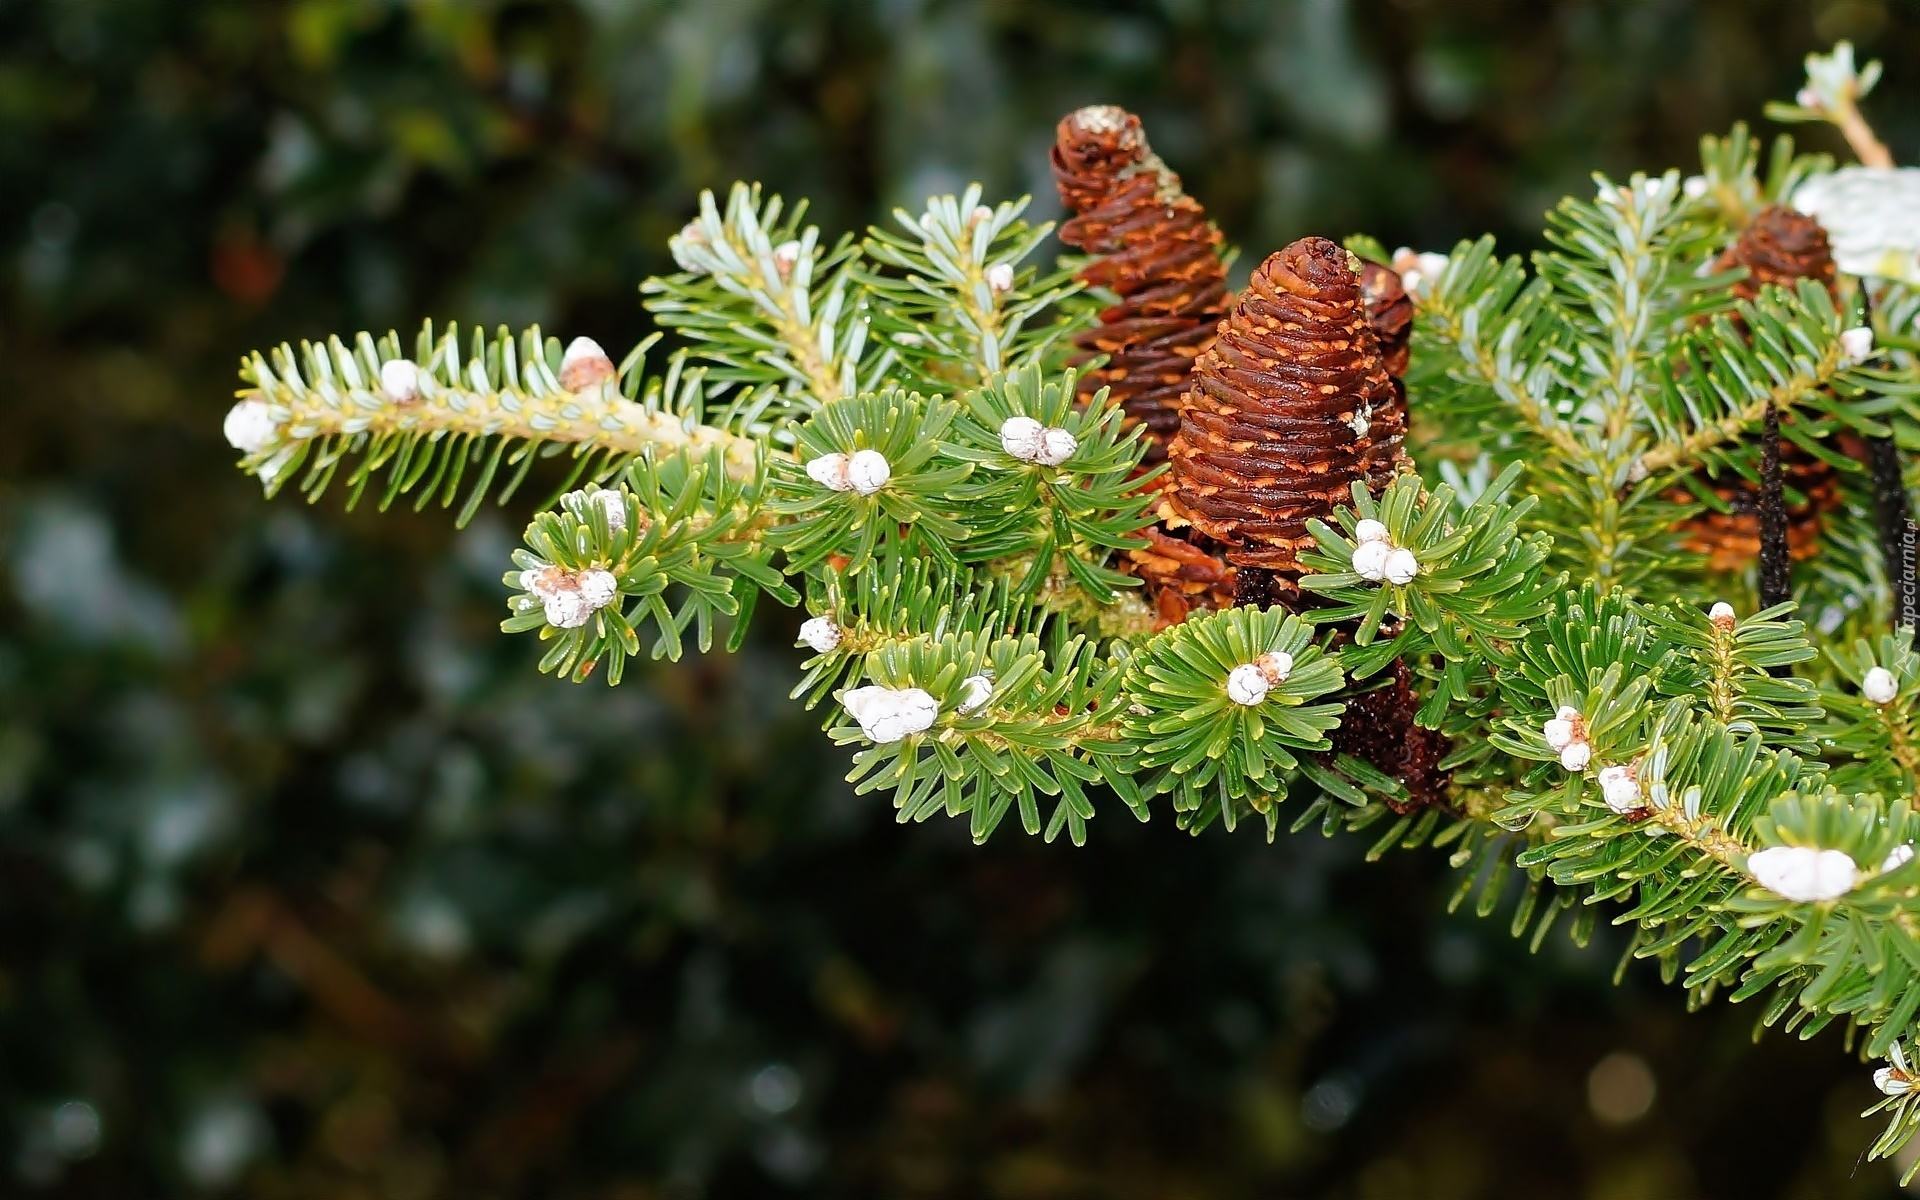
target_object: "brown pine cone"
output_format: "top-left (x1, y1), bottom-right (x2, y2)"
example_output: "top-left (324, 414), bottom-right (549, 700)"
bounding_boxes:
top-left (1675, 205), bottom-right (1844, 569)
top-left (1718, 204), bottom-right (1839, 302)
top-left (1052, 105), bottom-right (1230, 464)
top-left (1167, 236), bottom-right (1395, 596)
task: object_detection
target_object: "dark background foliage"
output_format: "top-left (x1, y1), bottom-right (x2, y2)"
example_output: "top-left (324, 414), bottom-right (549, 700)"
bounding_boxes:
top-left (4, 1), bottom-right (1920, 1196)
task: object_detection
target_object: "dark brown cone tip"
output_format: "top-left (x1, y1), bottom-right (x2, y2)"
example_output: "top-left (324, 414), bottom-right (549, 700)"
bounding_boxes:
top-left (1676, 205), bottom-right (1844, 568)
top-left (1167, 236), bottom-right (1399, 592)
top-left (1717, 205), bottom-right (1839, 304)
top-left (1051, 105), bottom-right (1229, 464)
top-left (1327, 658), bottom-right (1453, 813)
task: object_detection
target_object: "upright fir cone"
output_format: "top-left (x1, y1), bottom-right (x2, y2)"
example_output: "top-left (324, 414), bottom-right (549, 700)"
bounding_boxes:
top-left (1055, 105), bottom-right (1237, 624)
top-left (1674, 205), bottom-right (1844, 569)
top-left (1052, 105), bottom-right (1230, 464)
top-left (1168, 236), bottom-right (1397, 603)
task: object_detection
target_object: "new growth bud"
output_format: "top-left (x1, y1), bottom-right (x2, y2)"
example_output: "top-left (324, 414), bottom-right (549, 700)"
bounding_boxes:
top-left (956, 673), bottom-right (994, 714)
top-left (380, 358), bottom-right (422, 404)
top-left (560, 337), bottom-right (616, 391)
top-left (590, 489), bottom-right (628, 534)
top-left (841, 685), bottom-right (939, 743)
top-left (1863, 666), bottom-right (1899, 705)
top-left (999, 416), bottom-right (1077, 466)
top-left (223, 400), bottom-right (279, 454)
top-left (1747, 845), bottom-right (1859, 902)
top-left (1840, 326), bottom-right (1875, 363)
top-left (846, 449), bottom-right (891, 494)
top-left (798, 617), bottom-right (842, 654)
top-left (808, 449), bottom-right (890, 494)
top-left (520, 561), bottom-right (621, 629)
top-left (1225, 664), bottom-right (1271, 706)
top-left (1598, 763), bottom-right (1641, 814)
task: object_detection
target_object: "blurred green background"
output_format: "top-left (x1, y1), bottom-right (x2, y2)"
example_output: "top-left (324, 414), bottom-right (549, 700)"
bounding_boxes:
top-left (5, 1), bottom-right (1920, 1197)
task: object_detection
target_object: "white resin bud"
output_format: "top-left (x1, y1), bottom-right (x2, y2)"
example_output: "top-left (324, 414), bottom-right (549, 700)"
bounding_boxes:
top-left (1254, 650), bottom-right (1294, 685)
top-left (559, 337), bottom-right (616, 390)
top-left (1682, 174), bottom-right (1709, 200)
top-left (1708, 601), bottom-right (1736, 630)
top-left (544, 589), bottom-right (591, 629)
top-left (1351, 540), bottom-right (1391, 581)
top-left (806, 452), bottom-right (854, 492)
top-left (1382, 547), bottom-right (1420, 586)
top-left (986, 262), bottom-right (1015, 293)
top-left (1598, 764), bottom-right (1641, 813)
top-left (1883, 844), bottom-right (1915, 873)
top-left (1415, 251), bottom-right (1448, 281)
top-left (970, 204), bottom-right (994, 227)
top-left (956, 673), bottom-right (994, 714)
top-left (1840, 326), bottom-right (1875, 363)
top-left (223, 399), bottom-right (279, 454)
top-left (1796, 86), bottom-right (1822, 111)
top-left (1226, 664), bottom-right (1271, 706)
top-left (999, 416), bottom-right (1045, 461)
top-left (841, 685), bottom-right (939, 743)
top-left (1863, 666), bottom-right (1899, 704)
top-left (1559, 740), bottom-right (1592, 772)
top-left (772, 240), bottom-right (802, 277)
top-left (380, 358), bottom-right (422, 403)
top-left (1542, 718), bottom-right (1576, 753)
top-left (1354, 518), bottom-right (1390, 545)
top-left (576, 568), bottom-right (618, 609)
top-left (519, 564), bottom-right (568, 599)
top-left (1747, 845), bottom-right (1858, 902)
top-left (1035, 427), bottom-right (1078, 466)
top-left (846, 449), bottom-right (891, 495)
top-left (798, 617), bottom-right (842, 654)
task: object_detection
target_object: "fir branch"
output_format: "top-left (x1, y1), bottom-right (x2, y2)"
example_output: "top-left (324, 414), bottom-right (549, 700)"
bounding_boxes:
top-left (764, 387), bottom-right (972, 576)
top-left (1411, 236), bottom-right (1581, 460)
top-left (1633, 283), bottom-right (1861, 476)
top-left (1822, 635), bottom-right (1920, 793)
top-left (943, 364), bottom-right (1158, 604)
top-left (647, 183), bottom-right (891, 413)
top-left (502, 453), bottom-right (791, 683)
top-left (228, 324), bottom-right (761, 522)
top-left (829, 626), bottom-right (1139, 846)
top-left (1298, 466), bottom-right (1559, 679)
top-left (1122, 607), bottom-right (1347, 838)
top-left (859, 186), bottom-right (1083, 392)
